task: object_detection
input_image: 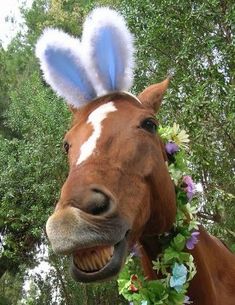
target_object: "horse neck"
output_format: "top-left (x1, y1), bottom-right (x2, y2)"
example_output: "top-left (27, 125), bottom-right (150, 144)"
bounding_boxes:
top-left (137, 156), bottom-right (177, 279)
top-left (138, 234), bottom-right (163, 280)
top-left (188, 227), bottom-right (235, 304)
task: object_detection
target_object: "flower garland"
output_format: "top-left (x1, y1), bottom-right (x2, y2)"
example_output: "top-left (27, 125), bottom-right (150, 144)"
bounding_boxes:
top-left (118, 123), bottom-right (200, 305)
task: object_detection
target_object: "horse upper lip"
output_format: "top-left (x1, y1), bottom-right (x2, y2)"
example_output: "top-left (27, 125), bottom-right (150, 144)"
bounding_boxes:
top-left (46, 206), bottom-right (130, 255)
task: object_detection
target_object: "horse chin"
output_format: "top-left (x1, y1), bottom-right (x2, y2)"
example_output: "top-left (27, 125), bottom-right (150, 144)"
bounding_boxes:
top-left (70, 237), bottom-right (128, 282)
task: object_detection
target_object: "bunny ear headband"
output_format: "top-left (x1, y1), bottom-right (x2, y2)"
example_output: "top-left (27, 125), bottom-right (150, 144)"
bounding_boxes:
top-left (35, 7), bottom-right (135, 108)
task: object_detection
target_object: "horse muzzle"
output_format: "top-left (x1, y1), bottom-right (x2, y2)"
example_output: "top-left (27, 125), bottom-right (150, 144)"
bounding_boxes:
top-left (46, 205), bottom-right (130, 282)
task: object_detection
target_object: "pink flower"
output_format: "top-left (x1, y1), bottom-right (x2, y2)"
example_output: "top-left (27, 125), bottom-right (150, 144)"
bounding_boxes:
top-left (182, 176), bottom-right (196, 200)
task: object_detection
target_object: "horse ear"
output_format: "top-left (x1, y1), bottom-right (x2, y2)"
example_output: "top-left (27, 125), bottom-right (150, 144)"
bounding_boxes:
top-left (82, 7), bottom-right (135, 95)
top-left (35, 28), bottom-right (96, 108)
top-left (137, 78), bottom-right (170, 113)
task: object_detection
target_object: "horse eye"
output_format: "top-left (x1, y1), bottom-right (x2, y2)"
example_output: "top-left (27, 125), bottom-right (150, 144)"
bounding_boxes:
top-left (63, 141), bottom-right (70, 154)
top-left (140, 118), bottom-right (158, 134)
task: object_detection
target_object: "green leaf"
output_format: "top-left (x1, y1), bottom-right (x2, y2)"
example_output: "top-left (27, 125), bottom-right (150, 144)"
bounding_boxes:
top-left (171, 234), bottom-right (186, 252)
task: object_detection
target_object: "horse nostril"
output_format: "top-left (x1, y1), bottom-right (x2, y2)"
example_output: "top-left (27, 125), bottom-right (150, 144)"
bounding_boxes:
top-left (85, 189), bottom-right (111, 216)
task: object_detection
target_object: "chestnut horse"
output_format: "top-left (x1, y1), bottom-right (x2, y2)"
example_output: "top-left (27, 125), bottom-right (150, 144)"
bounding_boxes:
top-left (45, 79), bottom-right (235, 304)
top-left (36, 7), bottom-right (235, 305)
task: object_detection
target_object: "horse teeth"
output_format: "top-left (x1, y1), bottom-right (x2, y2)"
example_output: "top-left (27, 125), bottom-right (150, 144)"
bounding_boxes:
top-left (104, 247), bottom-right (110, 259)
top-left (80, 258), bottom-right (85, 270)
top-left (74, 256), bottom-right (80, 268)
top-left (94, 253), bottom-right (102, 269)
top-left (110, 246), bottom-right (114, 256)
top-left (82, 258), bottom-right (89, 271)
top-left (99, 249), bottom-right (105, 265)
top-left (75, 256), bottom-right (85, 271)
top-left (91, 255), bottom-right (98, 270)
top-left (91, 251), bottom-right (101, 270)
top-left (74, 245), bottom-right (115, 272)
top-left (86, 263), bottom-right (91, 271)
top-left (103, 247), bottom-right (112, 261)
top-left (79, 260), bottom-right (85, 270)
top-left (101, 246), bottom-right (113, 264)
top-left (87, 259), bottom-right (94, 271)
top-left (93, 257), bottom-right (99, 270)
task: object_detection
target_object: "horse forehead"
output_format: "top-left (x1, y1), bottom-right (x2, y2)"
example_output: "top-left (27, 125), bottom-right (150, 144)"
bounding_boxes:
top-left (88, 101), bottom-right (117, 124)
top-left (68, 99), bottom-right (144, 166)
top-left (76, 101), bottom-right (119, 165)
top-left (69, 98), bottom-right (146, 139)
top-left (87, 100), bottom-right (148, 135)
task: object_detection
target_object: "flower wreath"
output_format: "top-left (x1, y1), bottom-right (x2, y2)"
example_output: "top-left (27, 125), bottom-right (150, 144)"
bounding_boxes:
top-left (118, 123), bottom-right (200, 305)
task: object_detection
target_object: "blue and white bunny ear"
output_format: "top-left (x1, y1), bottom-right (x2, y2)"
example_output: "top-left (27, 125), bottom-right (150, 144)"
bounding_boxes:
top-left (82, 7), bottom-right (135, 95)
top-left (35, 28), bottom-right (96, 108)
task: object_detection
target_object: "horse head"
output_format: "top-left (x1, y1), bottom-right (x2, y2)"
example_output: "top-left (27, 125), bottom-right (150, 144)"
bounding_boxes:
top-left (36, 7), bottom-right (176, 282)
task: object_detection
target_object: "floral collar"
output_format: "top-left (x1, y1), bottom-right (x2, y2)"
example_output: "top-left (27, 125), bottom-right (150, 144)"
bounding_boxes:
top-left (118, 123), bottom-right (199, 305)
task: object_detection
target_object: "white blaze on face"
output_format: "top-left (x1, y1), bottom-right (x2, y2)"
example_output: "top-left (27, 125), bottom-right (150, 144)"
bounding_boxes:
top-left (76, 102), bottom-right (117, 165)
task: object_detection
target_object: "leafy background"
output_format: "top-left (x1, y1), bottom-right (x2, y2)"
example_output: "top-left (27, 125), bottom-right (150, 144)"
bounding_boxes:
top-left (0, 0), bottom-right (234, 304)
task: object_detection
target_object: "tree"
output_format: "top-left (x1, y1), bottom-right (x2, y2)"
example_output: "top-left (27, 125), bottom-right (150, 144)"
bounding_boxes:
top-left (0, 71), bottom-right (70, 277)
top-left (119, 0), bottom-right (235, 245)
top-left (0, 271), bottom-right (24, 304)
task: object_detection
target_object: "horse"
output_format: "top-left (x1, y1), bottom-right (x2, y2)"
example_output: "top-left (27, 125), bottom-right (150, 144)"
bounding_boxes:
top-left (35, 7), bottom-right (235, 305)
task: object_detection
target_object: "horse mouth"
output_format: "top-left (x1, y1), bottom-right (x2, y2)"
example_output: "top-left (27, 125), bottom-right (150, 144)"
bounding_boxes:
top-left (71, 237), bottom-right (127, 282)
top-left (73, 245), bottom-right (114, 272)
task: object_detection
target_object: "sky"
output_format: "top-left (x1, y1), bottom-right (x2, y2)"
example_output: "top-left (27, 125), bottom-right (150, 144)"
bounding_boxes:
top-left (0, 0), bottom-right (33, 49)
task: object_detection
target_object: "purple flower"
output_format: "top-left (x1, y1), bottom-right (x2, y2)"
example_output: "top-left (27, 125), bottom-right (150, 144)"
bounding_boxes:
top-left (184, 296), bottom-right (191, 304)
top-left (130, 244), bottom-right (141, 257)
top-left (165, 142), bottom-right (179, 155)
top-left (186, 231), bottom-right (200, 250)
top-left (182, 175), bottom-right (196, 200)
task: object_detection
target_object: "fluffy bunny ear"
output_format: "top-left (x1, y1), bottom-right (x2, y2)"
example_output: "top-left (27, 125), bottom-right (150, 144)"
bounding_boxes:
top-left (35, 28), bottom-right (96, 108)
top-left (82, 7), bottom-right (135, 94)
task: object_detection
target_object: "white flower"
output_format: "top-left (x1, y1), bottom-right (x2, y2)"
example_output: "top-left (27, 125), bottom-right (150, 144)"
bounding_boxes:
top-left (171, 123), bottom-right (190, 148)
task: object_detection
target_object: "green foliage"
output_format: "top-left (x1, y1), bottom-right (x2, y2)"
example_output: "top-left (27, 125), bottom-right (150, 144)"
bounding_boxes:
top-left (0, 71), bottom-right (70, 273)
top-left (0, 0), bottom-right (234, 303)
top-left (0, 271), bottom-right (24, 304)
